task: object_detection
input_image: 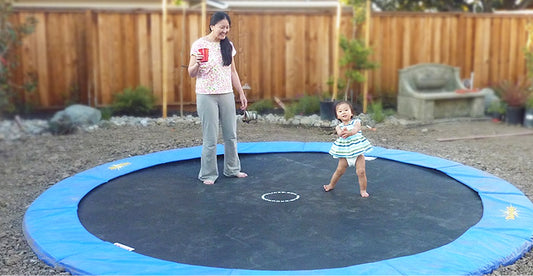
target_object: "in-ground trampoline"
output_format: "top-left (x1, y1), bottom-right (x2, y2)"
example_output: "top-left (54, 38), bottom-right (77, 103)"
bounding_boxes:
top-left (24, 142), bottom-right (533, 275)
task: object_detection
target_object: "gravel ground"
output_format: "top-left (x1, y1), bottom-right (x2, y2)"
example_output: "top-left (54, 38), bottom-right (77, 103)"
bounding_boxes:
top-left (1, 116), bottom-right (532, 275)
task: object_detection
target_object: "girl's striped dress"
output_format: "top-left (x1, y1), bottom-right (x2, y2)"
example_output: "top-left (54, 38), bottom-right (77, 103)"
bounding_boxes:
top-left (329, 118), bottom-right (373, 159)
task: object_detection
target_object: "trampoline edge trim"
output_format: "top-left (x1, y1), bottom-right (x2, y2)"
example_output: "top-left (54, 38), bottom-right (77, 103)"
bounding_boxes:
top-left (23, 141), bottom-right (533, 275)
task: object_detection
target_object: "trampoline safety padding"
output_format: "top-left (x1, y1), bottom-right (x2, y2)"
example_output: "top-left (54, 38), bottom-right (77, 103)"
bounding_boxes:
top-left (23, 142), bottom-right (533, 275)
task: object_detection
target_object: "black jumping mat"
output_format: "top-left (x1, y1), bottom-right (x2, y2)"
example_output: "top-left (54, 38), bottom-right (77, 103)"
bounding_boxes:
top-left (78, 152), bottom-right (482, 270)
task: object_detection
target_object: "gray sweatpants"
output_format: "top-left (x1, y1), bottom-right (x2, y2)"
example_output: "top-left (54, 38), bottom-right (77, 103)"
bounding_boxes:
top-left (196, 93), bottom-right (241, 182)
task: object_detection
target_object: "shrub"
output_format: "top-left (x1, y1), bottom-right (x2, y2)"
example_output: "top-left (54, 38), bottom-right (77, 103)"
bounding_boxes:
top-left (0, 2), bottom-right (38, 118)
top-left (487, 100), bottom-right (506, 114)
top-left (368, 101), bottom-right (395, 123)
top-left (99, 106), bottom-right (113, 120)
top-left (111, 86), bottom-right (156, 116)
top-left (496, 78), bottom-right (531, 107)
top-left (249, 99), bottom-right (275, 114)
top-left (526, 95), bottom-right (533, 109)
top-left (284, 94), bottom-right (320, 119)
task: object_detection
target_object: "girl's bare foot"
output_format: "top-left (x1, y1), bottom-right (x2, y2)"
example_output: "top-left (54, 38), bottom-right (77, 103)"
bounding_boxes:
top-left (323, 184), bottom-right (334, 192)
top-left (236, 172), bottom-right (247, 178)
top-left (360, 190), bottom-right (369, 197)
top-left (203, 180), bottom-right (215, 185)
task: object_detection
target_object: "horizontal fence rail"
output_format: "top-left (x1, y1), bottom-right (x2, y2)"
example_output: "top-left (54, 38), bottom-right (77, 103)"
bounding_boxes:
top-left (9, 9), bottom-right (532, 111)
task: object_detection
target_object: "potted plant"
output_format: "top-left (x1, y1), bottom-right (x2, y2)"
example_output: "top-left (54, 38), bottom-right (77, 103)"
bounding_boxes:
top-left (496, 77), bottom-right (531, 125)
top-left (320, 79), bottom-right (346, 120)
top-left (525, 95), bottom-right (533, 128)
top-left (322, 0), bottom-right (378, 121)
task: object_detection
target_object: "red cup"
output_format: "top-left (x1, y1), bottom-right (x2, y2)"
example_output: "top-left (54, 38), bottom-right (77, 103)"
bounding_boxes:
top-left (199, 48), bottom-right (209, 62)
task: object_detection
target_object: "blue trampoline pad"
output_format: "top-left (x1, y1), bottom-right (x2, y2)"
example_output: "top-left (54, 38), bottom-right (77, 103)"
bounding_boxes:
top-left (23, 142), bottom-right (533, 275)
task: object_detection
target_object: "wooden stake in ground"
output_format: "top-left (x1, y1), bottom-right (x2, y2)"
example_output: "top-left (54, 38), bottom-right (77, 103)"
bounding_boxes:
top-left (161, 0), bottom-right (168, 118)
top-left (273, 96), bottom-right (286, 111)
top-left (437, 131), bottom-right (533, 142)
top-left (14, 115), bottom-right (26, 132)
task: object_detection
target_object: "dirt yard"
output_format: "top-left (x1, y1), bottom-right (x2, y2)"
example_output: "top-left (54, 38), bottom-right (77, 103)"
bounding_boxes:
top-left (1, 117), bottom-right (532, 274)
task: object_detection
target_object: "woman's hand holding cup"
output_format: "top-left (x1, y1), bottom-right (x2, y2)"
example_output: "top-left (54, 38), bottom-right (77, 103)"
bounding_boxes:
top-left (198, 48), bottom-right (209, 63)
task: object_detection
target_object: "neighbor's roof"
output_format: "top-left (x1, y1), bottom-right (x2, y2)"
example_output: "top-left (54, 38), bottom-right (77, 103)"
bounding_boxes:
top-left (12, 0), bottom-right (340, 10)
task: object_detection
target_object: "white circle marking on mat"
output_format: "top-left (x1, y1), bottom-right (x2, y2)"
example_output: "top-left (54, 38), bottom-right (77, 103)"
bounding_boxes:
top-left (261, 191), bottom-right (300, 203)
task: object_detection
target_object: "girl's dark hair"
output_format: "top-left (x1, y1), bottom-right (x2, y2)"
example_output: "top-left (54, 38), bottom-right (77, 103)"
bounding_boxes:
top-left (210, 11), bottom-right (232, 66)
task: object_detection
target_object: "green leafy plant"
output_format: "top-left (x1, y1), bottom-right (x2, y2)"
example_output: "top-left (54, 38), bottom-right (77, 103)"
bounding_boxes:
top-left (341, 0), bottom-right (367, 26)
top-left (332, 0), bottom-right (379, 102)
top-left (111, 86), bottom-right (157, 116)
top-left (0, 1), bottom-right (38, 118)
top-left (99, 106), bottom-right (113, 120)
top-left (284, 94), bottom-right (320, 119)
top-left (487, 100), bottom-right (506, 114)
top-left (249, 99), bottom-right (275, 114)
top-left (339, 36), bottom-right (379, 87)
top-left (368, 100), bottom-right (395, 123)
top-left (325, 77), bottom-right (346, 100)
top-left (525, 22), bottom-right (533, 79)
top-left (526, 95), bottom-right (533, 109)
top-left (496, 78), bottom-right (532, 107)
top-left (526, 49), bottom-right (533, 79)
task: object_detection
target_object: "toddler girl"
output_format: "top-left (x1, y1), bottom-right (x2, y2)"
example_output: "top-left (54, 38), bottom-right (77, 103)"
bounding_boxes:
top-left (323, 101), bottom-right (373, 197)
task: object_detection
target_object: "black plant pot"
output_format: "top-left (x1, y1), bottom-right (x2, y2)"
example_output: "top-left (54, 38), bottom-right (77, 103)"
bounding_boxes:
top-left (320, 100), bottom-right (336, 121)
top-left (505, 106), bottom-right (525, 126)
top-left (524, 108), bottom-right (533, 128)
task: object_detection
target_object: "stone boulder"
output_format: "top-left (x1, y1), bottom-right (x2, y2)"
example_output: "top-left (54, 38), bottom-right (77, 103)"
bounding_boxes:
top-left (49, 104), bottom-right (101, 134)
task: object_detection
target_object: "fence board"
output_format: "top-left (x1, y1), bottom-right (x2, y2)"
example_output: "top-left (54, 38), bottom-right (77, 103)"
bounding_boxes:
top-left (272, 14), bottom-right (285, 100)
top-left (516, 18), bottom-right (528, 76)
top-left (33, 12), bottom-right (49, 107)
top-left (490, 17), bottom-right (501, 86)
top-left (20, 12), bottom-right (37, 107)
top-left (474, 17), bottom-right (492, 88)
top-left (51, 13), bottom-right (71, 106)
top-left (89, 10), bottom-right (100, 106)
top-left (10, 10), bottom-right (533, 111)
top-left (501, 18), bottom-right (511, 80)
top-left (137, 14), bottom-right (151, 91)
top-left (150, 13), bottom-right (162, 104)
top-left (163, 13), bottom-right (175, 105)
top-left (63, 14), bottom-right (76, 100)
top-left (464, 17), bottom-right (474, 78)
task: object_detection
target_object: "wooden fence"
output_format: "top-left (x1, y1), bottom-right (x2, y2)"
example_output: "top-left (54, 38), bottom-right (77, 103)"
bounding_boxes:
top-left (9, 8), bottom-right (533, 110)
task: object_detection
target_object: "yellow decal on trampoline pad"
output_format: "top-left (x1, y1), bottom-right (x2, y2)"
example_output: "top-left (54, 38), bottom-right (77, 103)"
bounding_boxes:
top-left (503, 205), bottom-right (519, 220)
top-left (108, 162), bottom-right (132, 170)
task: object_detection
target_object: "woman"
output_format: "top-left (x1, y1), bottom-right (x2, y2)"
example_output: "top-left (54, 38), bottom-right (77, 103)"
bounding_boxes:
top-left (188, 11), bottom-right (248, 185)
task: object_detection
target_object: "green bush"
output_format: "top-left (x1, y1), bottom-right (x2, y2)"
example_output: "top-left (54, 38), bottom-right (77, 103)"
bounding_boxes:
top-left (525, 96), bottom-right (533, 109)
top-left (0, 2), bottom-right (38, 118)
top-left (249, 99), bottom-right (275, 114)
top-left (487, 100), bottom-right (505, 114)
top-left (111, 86), bottom-right (156, 116)
top-left (99, 106), bottom-right (113, 120)
top-left (284, 94), bottom-right (320, 119)
top-left (368, 101), bottom-right (395, 123)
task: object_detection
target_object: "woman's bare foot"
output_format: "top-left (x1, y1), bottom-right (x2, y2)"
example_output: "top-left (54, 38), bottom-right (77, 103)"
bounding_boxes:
top-left (360, 190), bottom-right (369, 197)
top-left (236, 172), bottom-right (248, 178)
top-left (203, 180), bottom-right (215, 185)
top-left (323, 184), bottom-right (334, 192)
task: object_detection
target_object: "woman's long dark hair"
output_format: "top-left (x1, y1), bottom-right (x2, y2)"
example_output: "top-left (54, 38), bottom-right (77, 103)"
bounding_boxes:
top-left (210, 12), bottom-right (232, 66)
